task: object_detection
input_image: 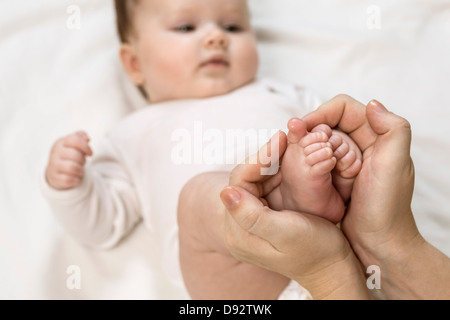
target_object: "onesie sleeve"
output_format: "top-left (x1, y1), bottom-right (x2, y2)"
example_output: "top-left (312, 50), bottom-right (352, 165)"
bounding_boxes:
top-left (40, 137), bottom-right (141, 249)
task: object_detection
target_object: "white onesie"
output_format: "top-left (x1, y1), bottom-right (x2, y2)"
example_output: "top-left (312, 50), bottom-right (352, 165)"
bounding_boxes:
top-left (41, 78), bottom-right (320, 300)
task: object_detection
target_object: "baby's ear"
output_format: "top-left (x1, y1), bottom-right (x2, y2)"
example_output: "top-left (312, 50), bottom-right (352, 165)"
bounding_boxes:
top-left (119, 44), bottom-right (145, 86)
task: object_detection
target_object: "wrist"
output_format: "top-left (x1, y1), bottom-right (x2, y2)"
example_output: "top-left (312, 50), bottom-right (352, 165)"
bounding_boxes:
top-left (295, 250), bottom-right (370, 300)
top-left (344, 208), bottom-right (422, 288)
top-left (368, 234), bottom-right (450, 300)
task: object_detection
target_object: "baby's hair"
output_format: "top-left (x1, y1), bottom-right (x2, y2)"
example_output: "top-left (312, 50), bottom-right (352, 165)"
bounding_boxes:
top-left (114, 0), bottom-right (149, 100)
top-left (114, 0), bottom-right (139, 44)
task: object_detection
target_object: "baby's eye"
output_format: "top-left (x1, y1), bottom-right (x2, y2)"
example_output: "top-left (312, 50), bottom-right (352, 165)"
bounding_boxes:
top-left (174, 25), bottom-right (196, 33)
top-left (223, 24), bottom-right (243, 33)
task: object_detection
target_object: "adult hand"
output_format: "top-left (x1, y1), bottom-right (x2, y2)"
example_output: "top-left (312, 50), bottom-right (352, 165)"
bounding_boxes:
top-left (221, 131), bottom-right (369, 299)
top-left (302, 96), bottom-right (418, 268)
top-left (303, 96), bottom-right (450, 300)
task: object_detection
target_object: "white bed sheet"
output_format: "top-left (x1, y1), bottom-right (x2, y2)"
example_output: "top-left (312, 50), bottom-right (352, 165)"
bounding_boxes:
top-left (1, 0), bottom-right (449, 299)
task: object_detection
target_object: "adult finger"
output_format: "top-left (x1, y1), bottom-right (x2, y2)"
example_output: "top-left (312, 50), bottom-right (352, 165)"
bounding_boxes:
top-left (221, 186), bottom-right (308, 251)
top-left (229, 130), bottom-right (287, 193)
top-left (366, 100), bottom-right (412, 161)
top-left (302, 95), bottom-right (378, 152)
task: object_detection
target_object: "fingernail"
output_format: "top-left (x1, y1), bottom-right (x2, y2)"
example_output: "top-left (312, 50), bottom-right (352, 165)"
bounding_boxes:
top-left (221, 187), bottom-right (241, 210)
top-left (369, 100), bottom-right (388, 113)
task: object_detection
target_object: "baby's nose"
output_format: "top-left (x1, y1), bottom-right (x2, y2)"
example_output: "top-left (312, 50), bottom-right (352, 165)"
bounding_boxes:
top-left (204, 29), bottom-right (229, 50)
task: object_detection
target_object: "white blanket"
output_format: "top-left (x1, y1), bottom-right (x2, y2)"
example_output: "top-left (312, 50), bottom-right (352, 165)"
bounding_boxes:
top-left (1, 0), bottom-right (449, 299)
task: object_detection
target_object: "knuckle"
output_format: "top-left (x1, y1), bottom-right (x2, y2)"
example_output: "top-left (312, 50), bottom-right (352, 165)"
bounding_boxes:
top-left (400, 118), bottom-right (412, 131)
top-left (392, 117), bottom-right (412, 137)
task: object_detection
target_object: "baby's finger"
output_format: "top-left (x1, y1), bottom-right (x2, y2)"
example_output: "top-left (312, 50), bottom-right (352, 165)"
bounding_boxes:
top-left (76, 131), bottom-right (91, 142)
top-left (55, 159), bottom-right (85, 177)
top-left (63, 134), bottom-right (93, 156)
top-left (46, 168), bottom-right (81, 190)
top-left (54, 173), bottom-right (82, 190)
top-left (59, 147), bottom-right (87, 165)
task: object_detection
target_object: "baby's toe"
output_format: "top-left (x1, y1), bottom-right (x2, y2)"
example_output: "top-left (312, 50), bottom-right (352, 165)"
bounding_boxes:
top-left (336, 150), bottom-right (356, 171)
top-left (329, 134), bottom-right (343, 153)
top-left (305, 147), bottom-right (334, 167)
top-left (300, 131), bottom-right (329, 148)
top-left (287, 118), bottom-right (308, 144)
top-left (310, 157), bottom-right (337, 177)
top-left (335, 148), bottom-right (363, 179)
top-left (304, 142), bottom-right (332, 157)
top-left (333, 140), bottom-right (350, 160)
top-left (311, 124), bottom-right (332, 138)
top-left (339, 158), bottom-right (362, 179)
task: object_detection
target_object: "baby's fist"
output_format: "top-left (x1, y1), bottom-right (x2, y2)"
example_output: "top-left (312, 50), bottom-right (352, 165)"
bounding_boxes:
top-left (45, 131), bottom-right (93, 190)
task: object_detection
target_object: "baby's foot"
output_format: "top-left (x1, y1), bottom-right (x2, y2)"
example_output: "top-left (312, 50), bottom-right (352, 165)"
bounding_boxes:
top-left (280, 118), bottom-right (345, 223)
top-left (327, 130), bottom-right (362, 202)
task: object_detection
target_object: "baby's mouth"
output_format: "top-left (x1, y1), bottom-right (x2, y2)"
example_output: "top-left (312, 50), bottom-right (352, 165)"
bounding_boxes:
top-left (200, 56), bottom-right (230, 68)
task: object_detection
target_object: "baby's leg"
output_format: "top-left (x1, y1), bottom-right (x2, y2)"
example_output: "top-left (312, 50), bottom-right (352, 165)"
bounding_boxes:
top-left (280, 119), bottom-right (345, 223)
top-left (178, 172), bottom-right (290, 300)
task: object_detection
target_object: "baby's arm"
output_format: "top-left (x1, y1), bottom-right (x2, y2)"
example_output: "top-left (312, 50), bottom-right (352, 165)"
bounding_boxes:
top-left (42, 132), bottom-right (141, 248)
top-left (178, 172), bottom-right (290, 300)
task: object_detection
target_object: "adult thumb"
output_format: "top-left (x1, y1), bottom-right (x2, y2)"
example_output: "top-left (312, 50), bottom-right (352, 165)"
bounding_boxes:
top-left (366, 100), bottom-right (412, 154)
top-left (366, 100), bottom-right (411, 135)
top-left (220, 186), bottom-right (285, 243)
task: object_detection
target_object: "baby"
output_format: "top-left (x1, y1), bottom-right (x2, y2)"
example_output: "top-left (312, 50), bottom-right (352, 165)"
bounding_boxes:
top-left (42, 0), bottom-right (361, 299)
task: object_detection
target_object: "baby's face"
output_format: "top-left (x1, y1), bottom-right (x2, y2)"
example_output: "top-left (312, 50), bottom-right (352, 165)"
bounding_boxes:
top-left (126, 0), bottom-right (259, 102)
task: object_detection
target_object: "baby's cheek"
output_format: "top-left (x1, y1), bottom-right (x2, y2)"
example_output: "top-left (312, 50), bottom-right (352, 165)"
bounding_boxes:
top-left (235, 40), bottom-right (259, 81)
top-left (145, 55), bottom-right (185, 89)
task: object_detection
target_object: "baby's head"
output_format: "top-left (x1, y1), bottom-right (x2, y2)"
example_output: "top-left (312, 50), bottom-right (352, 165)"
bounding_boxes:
top-left (114, 0), bottom-right (259, 103)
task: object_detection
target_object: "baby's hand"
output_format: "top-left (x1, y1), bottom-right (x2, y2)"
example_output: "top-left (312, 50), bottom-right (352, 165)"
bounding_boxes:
top-left (45, 131), bottom-right (93, 190)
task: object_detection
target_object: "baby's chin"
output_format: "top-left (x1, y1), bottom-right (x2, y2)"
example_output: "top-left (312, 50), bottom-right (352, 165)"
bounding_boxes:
top-left (188, 78), bottom-right (255, 99)
top-left (149, 78), bottom-right (255, 102)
